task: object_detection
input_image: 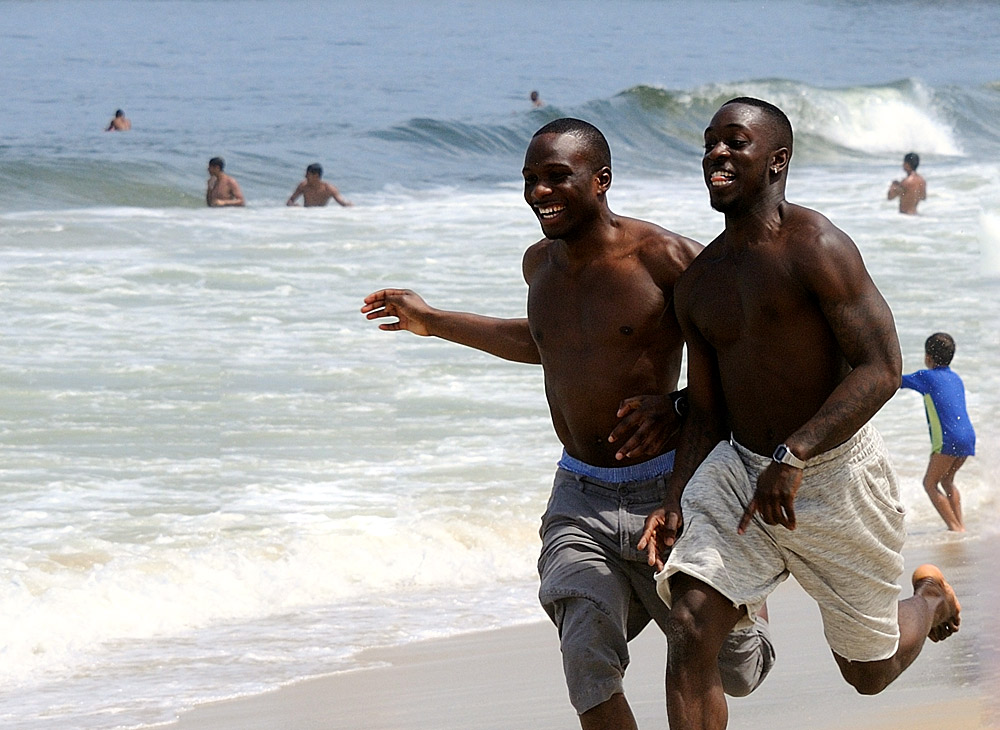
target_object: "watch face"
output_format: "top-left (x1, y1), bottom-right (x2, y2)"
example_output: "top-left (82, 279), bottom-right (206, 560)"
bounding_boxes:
top-left (774, 445), bottom-right (789, 462)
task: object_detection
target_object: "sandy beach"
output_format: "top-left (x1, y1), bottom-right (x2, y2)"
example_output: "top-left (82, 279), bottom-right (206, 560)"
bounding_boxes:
top-left (166, 534), bottom-right (997, 730)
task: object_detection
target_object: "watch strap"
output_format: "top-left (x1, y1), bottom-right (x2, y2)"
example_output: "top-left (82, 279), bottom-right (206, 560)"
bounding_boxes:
top-left (772, 443), bottom-right (806, 469)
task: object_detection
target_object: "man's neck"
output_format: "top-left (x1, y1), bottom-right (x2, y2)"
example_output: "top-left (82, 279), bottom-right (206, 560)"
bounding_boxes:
top-left (723, 198), bottom-right (785, 249)
top-left (561, 212), bottom-right (620, 265)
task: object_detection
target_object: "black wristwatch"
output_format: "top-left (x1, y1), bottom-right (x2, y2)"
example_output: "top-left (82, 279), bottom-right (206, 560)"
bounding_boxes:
top-left (772, 443), bottom-right (806, 469)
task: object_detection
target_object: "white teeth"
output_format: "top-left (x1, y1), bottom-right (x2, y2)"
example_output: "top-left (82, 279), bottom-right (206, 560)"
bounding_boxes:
top-left (537, 205), bottom-right (564, 218)
top-left (710, 171), bottom-right (734, 188)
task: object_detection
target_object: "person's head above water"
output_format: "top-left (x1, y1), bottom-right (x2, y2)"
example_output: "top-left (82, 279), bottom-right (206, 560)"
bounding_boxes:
top-left (904, 152), bottom-right (920, 171)
top-left (208, 157), bottom-right (225, 171)
top-left (306, 163), bottom-right (323, 178)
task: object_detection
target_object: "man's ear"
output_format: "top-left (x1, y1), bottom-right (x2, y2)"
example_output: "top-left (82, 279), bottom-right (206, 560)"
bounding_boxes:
top-left (769, 148), bottom-right (790, 175)
top-left (596, 166), bottom-right (612, 193)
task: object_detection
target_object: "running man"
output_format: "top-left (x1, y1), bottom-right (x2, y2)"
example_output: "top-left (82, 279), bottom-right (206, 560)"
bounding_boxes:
top-left (363, 118), bottom-right (774, 730)
top-left (639, 98), bottom-right (961, 730)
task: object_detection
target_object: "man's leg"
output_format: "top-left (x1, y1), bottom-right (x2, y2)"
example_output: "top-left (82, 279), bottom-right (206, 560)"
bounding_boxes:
top-left (665, 573), bottom-right (744, 730)
top-left (538, 468), bottom-right (650, 730)
top-left (833, 564), bottom-right (961, 694)
top-left (549, 595), bottom-right (639, 730)
top-left (580, 692), bottom-right (637, 730)
top-left (922, 454), bottom-right (964, 531)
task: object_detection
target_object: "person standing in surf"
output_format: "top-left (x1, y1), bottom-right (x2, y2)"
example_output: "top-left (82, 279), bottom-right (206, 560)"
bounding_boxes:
top-left (205, 157), bottom-right (245, 207)
top-left (362, 118), bottom-right (775, 730)
top-left (638, 98), bottom-right (962, 730)
top-left (105, 109), bottom-right (131, 131)
top-left (887, 152), bottom-right (926, 214)
top-left (900, 332), bottom-right (975, 532)
top-left (286, 163), bottom-right (353, 207)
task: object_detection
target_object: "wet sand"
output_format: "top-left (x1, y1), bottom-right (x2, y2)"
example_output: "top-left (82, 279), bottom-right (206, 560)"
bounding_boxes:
top-left (167, 534), bottom-right (998, 729)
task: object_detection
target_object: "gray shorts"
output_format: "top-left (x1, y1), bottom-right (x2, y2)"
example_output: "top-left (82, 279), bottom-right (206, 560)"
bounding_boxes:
top-left (538, 452), bottom-right (775, 714)
top-left (658, 423), bottom-right (906, 662)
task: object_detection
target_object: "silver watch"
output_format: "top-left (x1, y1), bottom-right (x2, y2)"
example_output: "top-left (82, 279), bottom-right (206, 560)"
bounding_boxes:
top-left (772, 443), bottom-right (806, 469)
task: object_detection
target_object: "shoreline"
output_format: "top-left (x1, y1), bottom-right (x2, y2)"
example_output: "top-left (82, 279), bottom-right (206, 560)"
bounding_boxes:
top-left (165, 534), bottom-right (997, 730)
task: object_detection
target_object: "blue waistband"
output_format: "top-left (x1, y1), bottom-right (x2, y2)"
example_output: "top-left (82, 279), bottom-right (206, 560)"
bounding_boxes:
top-left (557, 449), bottom-right (676, 483)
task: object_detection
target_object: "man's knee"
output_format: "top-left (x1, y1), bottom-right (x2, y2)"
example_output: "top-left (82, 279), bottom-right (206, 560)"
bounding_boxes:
top-left (717, 619), bottom-right (776, 697)
top-left (550, 597), bottom-right (629, 713)
top-left (836, 655), bottom-right (892, 695)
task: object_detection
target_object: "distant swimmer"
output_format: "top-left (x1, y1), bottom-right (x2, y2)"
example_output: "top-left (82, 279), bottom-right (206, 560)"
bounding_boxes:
top-left (887, 152), bottom-right (926, 214)
top-left (286, 163), bottom-right (353, 207)
top-left (106, 109), bottom-right (131, 131)
top-left (899, 333), bottom-right (975, 532)
top-left (530, 90), bottom-right (544, 108)
top-left (205, 157), bottom-right (245, 207)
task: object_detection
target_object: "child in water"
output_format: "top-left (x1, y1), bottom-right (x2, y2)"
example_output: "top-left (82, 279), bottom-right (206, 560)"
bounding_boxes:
top-left (900, 333), bottom-right (975, 531)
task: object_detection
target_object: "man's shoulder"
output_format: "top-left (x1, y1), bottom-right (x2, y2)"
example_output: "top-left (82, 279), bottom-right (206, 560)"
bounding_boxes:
top-left (622, 217), bottom-right (702, 262)
top-left (781, 203), bottom-right (850, 246)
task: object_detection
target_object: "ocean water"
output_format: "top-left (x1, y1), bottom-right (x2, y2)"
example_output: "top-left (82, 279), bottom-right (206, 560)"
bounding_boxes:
top-left (1, 1), bottom-right (999, 728)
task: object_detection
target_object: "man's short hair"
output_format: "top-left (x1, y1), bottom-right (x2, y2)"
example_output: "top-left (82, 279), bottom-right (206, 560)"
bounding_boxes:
top-left (722, 97), bottom-right (794, 153)
top-left (115, 109), bottom-right (124, 117)
top-left (925, 332), bottom-right (955, 367)
top-left (904, 152), bottom-right (920, 170)
top-left (306, 163), bottom-right (323, 177)
top-left (532, 118), bottom-right (612, 171)
top-left (209, 157), bottom-right (225, 170)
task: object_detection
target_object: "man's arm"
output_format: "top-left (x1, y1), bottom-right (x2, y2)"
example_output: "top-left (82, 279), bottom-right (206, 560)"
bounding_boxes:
top-left (784, 228), bottom-right (901, 459)
top-left (361, 289), bottom-right (540, 364)
top-left (287, 182), bottom-right (305, 206)
top-left (638, 283), bottom-right (728, 569)
top-left (227, 179), bottom-right (246, 207)
top-left (739, 223), bottom-right (901, 532)
top-left (212, 178), bottom-right (246, 207)
top-left (326, 183), bottom-right (352, 207)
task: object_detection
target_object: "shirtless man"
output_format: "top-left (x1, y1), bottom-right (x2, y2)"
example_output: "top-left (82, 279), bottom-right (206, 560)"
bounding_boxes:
top-left (205, 157), bottom-right (245, 207)
top-left (362, 118), bottom-right (774, 730)
top-left (286, 163), bottom-right (352, 207)
top-left (106, 109), bottom-right (131, 131)
top-left (638, 98), bottom-right (961, 730)
top-left (887, 152), bottom-right (926, 214)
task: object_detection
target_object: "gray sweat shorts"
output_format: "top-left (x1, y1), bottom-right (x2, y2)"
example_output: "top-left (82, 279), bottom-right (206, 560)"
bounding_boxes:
top-left (657, 423), bottom-right (906, 662)
top-left (538, 451), bottom-right (775, 714)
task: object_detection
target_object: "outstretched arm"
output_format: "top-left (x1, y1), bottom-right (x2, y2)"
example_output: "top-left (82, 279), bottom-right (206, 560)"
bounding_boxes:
top-left (361, 288), bottom-right (540, 364)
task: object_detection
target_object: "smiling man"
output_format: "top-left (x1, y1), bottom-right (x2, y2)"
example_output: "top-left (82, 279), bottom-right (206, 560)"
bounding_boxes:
top-left (362, 118), bottom-right (774, 730)
top-left (638, 98), bottom-right (962, 730)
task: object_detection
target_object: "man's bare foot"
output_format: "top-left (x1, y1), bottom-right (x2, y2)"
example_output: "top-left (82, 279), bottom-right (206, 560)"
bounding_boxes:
top-left (912, 564), bottom-right (961, 642)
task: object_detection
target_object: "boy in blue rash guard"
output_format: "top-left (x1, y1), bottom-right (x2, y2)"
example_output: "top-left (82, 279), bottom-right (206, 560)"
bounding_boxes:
top-left (900, 332), bottom-right (975, 531)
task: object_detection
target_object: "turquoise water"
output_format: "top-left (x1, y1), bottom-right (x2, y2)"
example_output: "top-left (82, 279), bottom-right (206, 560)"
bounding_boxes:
top-left (1, 2), bottom-right (998, 728)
